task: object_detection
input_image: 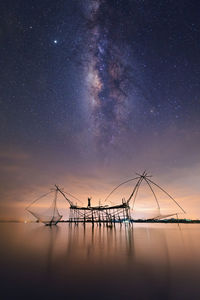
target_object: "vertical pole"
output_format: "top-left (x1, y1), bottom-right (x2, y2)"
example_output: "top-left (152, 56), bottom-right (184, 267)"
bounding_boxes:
top-left (176, 213), bottom-right (180, 229)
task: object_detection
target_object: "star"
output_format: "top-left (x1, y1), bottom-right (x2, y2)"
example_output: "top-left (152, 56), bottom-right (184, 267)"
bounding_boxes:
top-left (53, 40), bottom-right (58, 44)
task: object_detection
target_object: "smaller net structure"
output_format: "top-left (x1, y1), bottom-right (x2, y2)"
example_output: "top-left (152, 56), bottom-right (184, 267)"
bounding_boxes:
top-left (131, 208), bottom-right (178, 220)
top-left (26, 187), bottom-right (62, 225)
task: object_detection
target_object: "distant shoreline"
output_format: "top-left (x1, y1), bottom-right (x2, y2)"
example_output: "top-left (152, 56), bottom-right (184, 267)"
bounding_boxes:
top-left (59, 219), bottom-right (200, 224)
top-left (1, 219), bottom-right (200, 224)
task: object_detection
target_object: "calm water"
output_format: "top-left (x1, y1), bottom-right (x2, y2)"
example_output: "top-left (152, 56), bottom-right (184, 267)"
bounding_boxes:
top-left (1, 222), bottom-right (200, 299)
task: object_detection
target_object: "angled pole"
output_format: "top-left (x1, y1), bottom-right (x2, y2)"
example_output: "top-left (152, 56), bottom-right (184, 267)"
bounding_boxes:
top-left (127, 171), bottom-right (147, 204)
top-left (51, 188), bottom-right (58, 223)
top-left (131, 177), bottom-right (143, 209)
top-left (62, 191), bottom-right (83, 205)
top-left (55, 185), bottom-right (75, 208)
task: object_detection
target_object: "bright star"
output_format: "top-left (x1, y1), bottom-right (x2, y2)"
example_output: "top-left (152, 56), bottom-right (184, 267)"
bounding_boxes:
top-left (54, 40), bottom-right (58, 44)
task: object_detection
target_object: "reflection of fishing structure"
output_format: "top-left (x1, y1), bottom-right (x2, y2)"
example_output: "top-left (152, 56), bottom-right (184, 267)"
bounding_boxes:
top-left (26, 171), bottom-right (185, 225)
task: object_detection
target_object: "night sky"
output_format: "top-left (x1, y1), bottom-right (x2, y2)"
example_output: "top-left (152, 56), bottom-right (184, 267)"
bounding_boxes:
top-left (1, 0), bottom-right (200, 219)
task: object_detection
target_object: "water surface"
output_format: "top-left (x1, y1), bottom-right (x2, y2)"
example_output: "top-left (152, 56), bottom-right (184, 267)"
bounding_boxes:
top-left (1, 222), bottom-right (200, 299)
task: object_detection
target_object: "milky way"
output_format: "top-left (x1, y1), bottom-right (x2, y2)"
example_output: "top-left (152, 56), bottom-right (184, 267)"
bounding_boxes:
top-left (83, 0), bottom-right (138, 149)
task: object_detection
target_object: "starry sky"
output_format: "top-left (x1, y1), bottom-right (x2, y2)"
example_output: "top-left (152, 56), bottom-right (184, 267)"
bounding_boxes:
top-left (1, 0), bottom-right (200, 219)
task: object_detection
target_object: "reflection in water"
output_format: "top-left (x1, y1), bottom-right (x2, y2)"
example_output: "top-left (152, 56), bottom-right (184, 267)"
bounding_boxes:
top-left (46, 225), bottom-right (60, 276)
top-left (0, 223), bottom-right (200, 299)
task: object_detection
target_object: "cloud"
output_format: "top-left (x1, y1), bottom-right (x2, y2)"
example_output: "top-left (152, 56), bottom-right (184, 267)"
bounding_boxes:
top-left (0, 149), bottom-right (30, 161)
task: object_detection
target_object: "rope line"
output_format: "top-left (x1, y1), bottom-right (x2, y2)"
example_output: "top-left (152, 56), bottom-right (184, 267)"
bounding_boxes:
top-left (147, 178), bottom-right (186, 214)
top-left (104, 176), bottom-right (140, 203)
top-left (25, 191), bottom-right (53, 210)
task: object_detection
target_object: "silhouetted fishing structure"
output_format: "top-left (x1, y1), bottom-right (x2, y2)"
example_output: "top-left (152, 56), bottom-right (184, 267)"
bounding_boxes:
top-left (26, 171), bottom-right (186, 225)
top-left (26, 188), bottom-right (62, 225)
